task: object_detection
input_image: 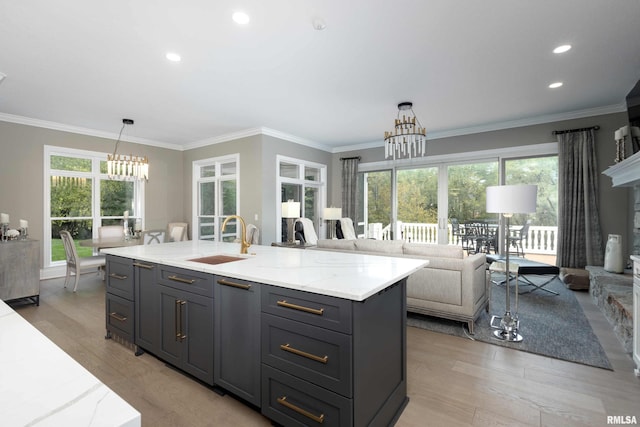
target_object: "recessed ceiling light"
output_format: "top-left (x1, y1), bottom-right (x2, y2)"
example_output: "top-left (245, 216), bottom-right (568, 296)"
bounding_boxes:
top-left (232, 11), bottom-right (250, 25)
top-left (553, 44), bottom-right (572, 54)
top-left (166, 52), bottom-right (181, 62)
top-left (549, 82), bottom-right (563, 89)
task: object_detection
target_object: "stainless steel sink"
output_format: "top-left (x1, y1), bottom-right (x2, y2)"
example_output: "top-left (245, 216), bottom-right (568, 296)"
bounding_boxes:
top-left (188, 255), bottom-right (247, 265)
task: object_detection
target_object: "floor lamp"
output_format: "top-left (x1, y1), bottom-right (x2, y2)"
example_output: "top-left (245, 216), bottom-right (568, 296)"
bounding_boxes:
top-left (323, 207), bottom-right (342, 239)
top-left (486, 184), bottom-right (537, 342)
top-left (281, 200), bottom-right (300, 244)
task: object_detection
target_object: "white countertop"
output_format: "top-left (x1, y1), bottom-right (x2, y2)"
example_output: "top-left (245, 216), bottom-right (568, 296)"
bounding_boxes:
top-left (102, 240), bottom-right (428, 301)
top-left (0, 300), bottom-right (141, 427)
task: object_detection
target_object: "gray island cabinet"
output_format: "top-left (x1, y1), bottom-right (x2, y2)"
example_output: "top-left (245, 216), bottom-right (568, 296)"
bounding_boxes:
top-left (103, 241), bottom-right (426, 426)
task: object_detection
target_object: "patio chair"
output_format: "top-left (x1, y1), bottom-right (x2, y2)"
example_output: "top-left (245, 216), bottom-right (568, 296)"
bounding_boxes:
top-left (508, 220), bottom-right (531, 256)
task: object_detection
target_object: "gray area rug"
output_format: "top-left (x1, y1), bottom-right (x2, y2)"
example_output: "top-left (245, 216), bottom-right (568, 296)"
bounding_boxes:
top-left (407, 274), bottom-right (613, 370)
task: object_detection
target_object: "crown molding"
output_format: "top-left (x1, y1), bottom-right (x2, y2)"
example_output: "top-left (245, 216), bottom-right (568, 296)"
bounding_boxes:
top-left (1, 102), bottom-right (627, 155)
top-left (185, 126), bottom-right (333, 152)
top-left (0, 112), bottom-right (183, 151)
top-left (333, 103), bottom-right (628, 153)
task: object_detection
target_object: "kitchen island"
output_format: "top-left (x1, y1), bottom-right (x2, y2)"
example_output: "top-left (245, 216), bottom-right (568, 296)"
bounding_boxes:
top-left (102, 240), bottom-right (427, 426)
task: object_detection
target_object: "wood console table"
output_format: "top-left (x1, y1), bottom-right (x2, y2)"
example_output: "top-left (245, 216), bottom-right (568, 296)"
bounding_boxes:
top-left (0, 239), bottom-right (40, 305)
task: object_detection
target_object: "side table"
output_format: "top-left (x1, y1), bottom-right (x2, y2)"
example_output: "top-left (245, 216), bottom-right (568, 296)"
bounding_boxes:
top-left (0, 239), bottom-right (40, 305)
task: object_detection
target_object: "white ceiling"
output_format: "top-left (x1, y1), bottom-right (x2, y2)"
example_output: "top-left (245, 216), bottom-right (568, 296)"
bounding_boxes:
top-left (1, 0), bottom-right (640, 153)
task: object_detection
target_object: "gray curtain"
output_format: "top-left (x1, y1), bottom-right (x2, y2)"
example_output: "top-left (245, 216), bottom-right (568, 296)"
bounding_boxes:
top-left (556, 129), bottom-right (604, 268)
top-left (341, 157), bottom-right (360, 222)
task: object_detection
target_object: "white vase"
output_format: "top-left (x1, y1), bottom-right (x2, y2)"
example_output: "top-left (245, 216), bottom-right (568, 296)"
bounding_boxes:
top-left (604, 234), bottom-right (624, 273)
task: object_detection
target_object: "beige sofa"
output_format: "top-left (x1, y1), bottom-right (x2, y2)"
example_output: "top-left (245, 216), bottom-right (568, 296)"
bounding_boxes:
top-left (311, 239), bottom-right (489, 333)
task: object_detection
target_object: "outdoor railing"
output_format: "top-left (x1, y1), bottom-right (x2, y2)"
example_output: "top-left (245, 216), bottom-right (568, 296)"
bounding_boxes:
top-left (370, 222), bottom-right (557, 255)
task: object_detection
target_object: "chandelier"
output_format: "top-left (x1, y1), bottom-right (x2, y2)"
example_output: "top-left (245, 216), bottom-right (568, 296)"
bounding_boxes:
top-left (107, 118), bottom-right (149, 181)
top-left (384, 102), bottom-right (427, 159)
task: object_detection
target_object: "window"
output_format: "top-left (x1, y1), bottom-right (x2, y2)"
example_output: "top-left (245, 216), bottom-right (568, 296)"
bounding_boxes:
top-left (357, 143), bottom-right (557, 253)
top-left (192, 155), bottom-right (239, 241)
top-left (44, 146), bottom-right (145, 267)
top-left (276, 156), bottom-right (327, 242)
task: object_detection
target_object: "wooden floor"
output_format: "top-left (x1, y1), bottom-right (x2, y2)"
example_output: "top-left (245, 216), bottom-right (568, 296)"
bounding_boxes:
top-left (13, 274), bottom-right (640, 427)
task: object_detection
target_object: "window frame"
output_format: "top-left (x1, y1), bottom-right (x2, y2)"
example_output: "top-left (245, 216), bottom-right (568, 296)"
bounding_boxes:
top-left (43, 145), bottom-right (145, 268)
top-left (275, 155), bottom-right (327, 242)
top-left (191, 154), bottom-right (240, 241)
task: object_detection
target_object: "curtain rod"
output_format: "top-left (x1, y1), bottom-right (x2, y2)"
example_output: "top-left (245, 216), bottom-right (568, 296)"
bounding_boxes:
top-left (340, 156), bottom-right (361, 161)
top-left (552, 125), bottom-right (600, 135)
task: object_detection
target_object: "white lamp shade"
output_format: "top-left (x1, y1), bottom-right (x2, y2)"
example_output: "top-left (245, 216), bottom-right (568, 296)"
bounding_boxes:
top-left (323, 207), bottom-right (342, 220)
top-left (281, 201), bottom-right (300, 218)
top-left (486, 185), bottom-right (537, 214)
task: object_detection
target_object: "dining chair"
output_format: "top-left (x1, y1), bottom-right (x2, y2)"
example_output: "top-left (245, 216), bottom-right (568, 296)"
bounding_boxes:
top-left (167, 222), bottom-right (188, 242)
top-left (60, 230), bottom-right (106, 292)
top-left (98, 225), bottom-right (123, 239)
top-left (142, 229), bottom-right (165, 245)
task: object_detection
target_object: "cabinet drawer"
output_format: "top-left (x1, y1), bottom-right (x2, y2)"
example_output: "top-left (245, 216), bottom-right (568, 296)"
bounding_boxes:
top-left (106, 293), bottom-right (134, 342)
top-left (262, 365), bottom-right (352, 427)
top-left (106, 255), bottom-right (134, 300)
top-left (262, 313), bottom-right (352, 397)
top-left (157, 265), bottom-right (213, 297)
top-left (262, 285), bottom-right (352, 334)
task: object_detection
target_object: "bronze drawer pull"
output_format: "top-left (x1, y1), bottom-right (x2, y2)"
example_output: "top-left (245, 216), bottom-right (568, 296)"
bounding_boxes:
top-left (277, 396), bottom-right (325, 424)
top-left (175, 300), bottom-right (187, 341)
top-left (109, 312), bottom-right (127, 322)
top-left (218, 278), bottom-right (251, 290)
top-left (109, 273), bottom-right (128, 280)
top-left (168, 275), bottom-right (197, 284)
top-left (133, 262), bottom-right (154, 270)
top-left (277, 300), bottom-right (324, 316)
top-left (175, 300), bottom-right (181, 341)
top-left (280, 343), bottom-right (328, 364)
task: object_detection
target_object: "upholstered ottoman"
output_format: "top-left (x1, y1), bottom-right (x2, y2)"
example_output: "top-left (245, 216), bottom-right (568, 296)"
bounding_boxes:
top-left (559, 267), bottom-right (590, 291)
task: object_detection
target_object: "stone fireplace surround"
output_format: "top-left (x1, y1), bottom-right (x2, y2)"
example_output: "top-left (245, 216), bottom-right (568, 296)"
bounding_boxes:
top-left (603, 150), bottom-right (640, 256)
top-left (599, 151), bottom-right (640, 366)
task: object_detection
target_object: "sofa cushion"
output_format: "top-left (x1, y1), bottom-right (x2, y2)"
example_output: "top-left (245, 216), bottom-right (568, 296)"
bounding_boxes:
top-left (402, 243), bottom-right (463, 259)
top-left (355, 239), bottom-right (404, 254)
top-left (316, 239), bottom-right (356, 250)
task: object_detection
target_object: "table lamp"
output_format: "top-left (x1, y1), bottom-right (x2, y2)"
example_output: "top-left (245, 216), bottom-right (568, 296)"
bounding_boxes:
top-left (486, 184), bottom-right (537, 342)
top-left (323, 207), bottom-right (342, 239)
top-left (281, 200), bottom-right (300, 243)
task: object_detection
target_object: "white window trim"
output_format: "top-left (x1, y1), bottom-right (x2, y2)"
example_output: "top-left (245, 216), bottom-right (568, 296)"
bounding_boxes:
top-left (192, 154), bottom-right (240, 241)
top-left (43, 145), bottom-right (145, 270)
top-left (275, 155), bottom-right (327, 242)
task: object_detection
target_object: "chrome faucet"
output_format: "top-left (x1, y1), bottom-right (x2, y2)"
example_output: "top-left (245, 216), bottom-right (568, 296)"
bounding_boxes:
top-left (221, 215), bottom-right (250, 254)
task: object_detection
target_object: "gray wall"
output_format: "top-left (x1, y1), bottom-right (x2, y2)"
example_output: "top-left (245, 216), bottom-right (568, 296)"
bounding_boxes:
top-left (0, 121), bottom-right (183, 268)
top-left (331, 111), bottom-right (633, 260)
top-left (182, 134), bottom-right (332, 244)
top-left (1, 109), bottom-right (632, 269)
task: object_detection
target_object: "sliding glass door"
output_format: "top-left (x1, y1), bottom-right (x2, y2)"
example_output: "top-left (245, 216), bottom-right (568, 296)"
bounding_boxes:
top-left (359, 160), bottom-right (498, 244)
top-left (397, 167), bottom-right (438, 243)
top-left (359, 170), bottom-right (392, 239)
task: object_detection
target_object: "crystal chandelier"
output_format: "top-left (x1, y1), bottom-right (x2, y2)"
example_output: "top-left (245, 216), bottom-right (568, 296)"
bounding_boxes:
top-left (384, 102), bottom-right (427, 159)
top-left (107, 118), bottom-right (149, 181)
